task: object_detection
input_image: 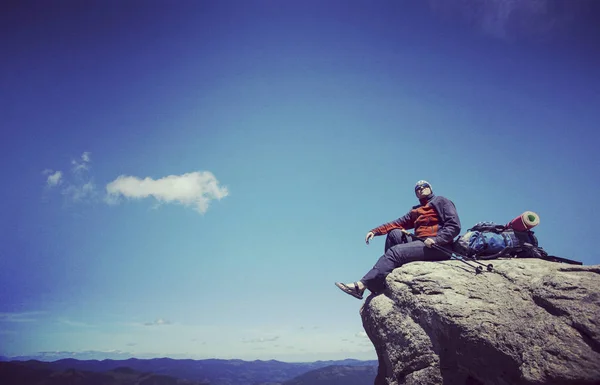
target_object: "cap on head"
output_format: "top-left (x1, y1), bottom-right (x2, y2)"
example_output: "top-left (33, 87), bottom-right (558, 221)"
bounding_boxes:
top-left (415, 180), bottom-right (432, 196)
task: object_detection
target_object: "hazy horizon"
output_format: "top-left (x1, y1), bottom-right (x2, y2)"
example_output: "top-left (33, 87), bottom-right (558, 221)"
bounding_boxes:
top-left (1, 349), bottom-right (378, 363)
top-left (1, 348), bottom-right (377, 363)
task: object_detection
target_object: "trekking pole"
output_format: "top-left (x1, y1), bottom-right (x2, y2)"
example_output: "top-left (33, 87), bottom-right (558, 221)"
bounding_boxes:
top-left (402, 231), bottom-right (493, 273)
top-left (431, 243), bottom-right (489, 274)
top-left (458, 251), bottom-right (494, 272)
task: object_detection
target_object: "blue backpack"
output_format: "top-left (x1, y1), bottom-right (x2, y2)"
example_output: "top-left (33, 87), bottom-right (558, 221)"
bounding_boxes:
top-left (453, 221), bottom-right (539, 259)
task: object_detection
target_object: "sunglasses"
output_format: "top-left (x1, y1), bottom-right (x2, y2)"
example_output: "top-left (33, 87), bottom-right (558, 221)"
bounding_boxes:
top-left (416, 184), bottom-right (430, 191)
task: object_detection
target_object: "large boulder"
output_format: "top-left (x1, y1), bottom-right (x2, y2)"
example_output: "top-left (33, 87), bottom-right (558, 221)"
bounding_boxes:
top-left (360, 258), bottom-right (600, 385)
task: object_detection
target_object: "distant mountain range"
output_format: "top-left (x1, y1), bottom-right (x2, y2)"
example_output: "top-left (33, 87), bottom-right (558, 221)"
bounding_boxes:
top-left (0, 361), bottom-right (208, 385)
top-left (0, 357), bottom-right (378, 385)
top-left (282, 365), bottom-right (377, 385)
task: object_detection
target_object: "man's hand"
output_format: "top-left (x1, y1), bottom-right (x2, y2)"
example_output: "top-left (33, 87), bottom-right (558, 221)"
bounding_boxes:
top-left (365, 231), bottom-right (375, 245)
top-left (424, 238), bottom-right (436, 248)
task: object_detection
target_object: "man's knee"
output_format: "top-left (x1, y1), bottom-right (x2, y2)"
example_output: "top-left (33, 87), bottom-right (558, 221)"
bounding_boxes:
top-left (388, 228), bottom-right (406, 243)
top-left (385, 229), bottom-right (408, 251)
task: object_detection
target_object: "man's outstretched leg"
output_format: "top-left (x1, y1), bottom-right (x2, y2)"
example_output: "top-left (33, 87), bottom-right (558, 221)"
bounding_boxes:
top-left (335, 241), bottom-right (448, 299)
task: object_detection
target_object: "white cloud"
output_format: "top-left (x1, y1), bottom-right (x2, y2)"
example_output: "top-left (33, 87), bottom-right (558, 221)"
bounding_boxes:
top-left (144, 318), bottom-right (172, 326)
top-left (355, 331), bottom-right (368, 339)
top-left (105, 171), bottom-right (229, 214)
top-left (0, 311), bottom-right (45, 323)
top-left (242, 336), bottom-right (280, 344)
top-left (45, 170), bottom-right (63, 187)
top-left (62, 181), bottom-right (96, 202)
top-left (43, 151), bottom-right (96, 203)
top-left (72, 152), bottom-right (91, 173)
top-left (427, 0), bottom-right (591, 41)
top-left (43, 153), bottom-right (228, 214)
top-left (58, 318), bottom-right (94, 328)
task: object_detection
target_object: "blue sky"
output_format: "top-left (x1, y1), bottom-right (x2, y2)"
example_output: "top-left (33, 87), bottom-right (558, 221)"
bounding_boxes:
top-left (1, 0), bottom-right (599, 362)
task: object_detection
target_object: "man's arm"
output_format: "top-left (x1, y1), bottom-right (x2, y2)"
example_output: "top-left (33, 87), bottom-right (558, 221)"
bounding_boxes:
top-left (370, 210), bottom-right (415, 236)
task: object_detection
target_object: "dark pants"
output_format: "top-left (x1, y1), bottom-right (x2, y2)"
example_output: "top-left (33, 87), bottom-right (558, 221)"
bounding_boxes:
top-left (361, 229), bottom-right (449, 293)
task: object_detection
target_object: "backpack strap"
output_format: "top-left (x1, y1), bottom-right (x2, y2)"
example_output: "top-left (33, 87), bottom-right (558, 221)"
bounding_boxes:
top-left (468, 222), bottom-right (507, 233)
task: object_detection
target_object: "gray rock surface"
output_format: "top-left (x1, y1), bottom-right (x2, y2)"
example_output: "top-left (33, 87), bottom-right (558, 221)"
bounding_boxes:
top-left (360, 259), bottom-right (600, 385)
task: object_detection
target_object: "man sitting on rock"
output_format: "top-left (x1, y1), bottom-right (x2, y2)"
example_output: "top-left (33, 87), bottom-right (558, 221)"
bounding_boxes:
top-left (335, 180), bottom-right (462, 299)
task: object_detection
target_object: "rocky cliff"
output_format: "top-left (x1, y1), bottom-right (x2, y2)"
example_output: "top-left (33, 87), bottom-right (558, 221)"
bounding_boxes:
top-left (360, 258), bottom-right (600, 385)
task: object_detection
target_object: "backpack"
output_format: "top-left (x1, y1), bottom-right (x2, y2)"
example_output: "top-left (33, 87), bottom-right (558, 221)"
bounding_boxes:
top-left (453, 221), bottom-right (541, 259)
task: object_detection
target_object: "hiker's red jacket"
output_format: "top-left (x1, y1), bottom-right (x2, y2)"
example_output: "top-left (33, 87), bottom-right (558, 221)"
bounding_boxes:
top-left (370, 194), bottom-right (461, 245)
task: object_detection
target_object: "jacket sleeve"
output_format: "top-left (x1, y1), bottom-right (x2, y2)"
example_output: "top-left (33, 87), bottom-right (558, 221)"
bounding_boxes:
top-left (370, 210), bottom-right (415, 236)
top-left (433, 197), bottom-right (461, 245)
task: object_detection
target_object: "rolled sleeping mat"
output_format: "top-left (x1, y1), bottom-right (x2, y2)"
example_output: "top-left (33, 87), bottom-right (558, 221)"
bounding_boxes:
top-left (506, 211), bottom-right (540, 232)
